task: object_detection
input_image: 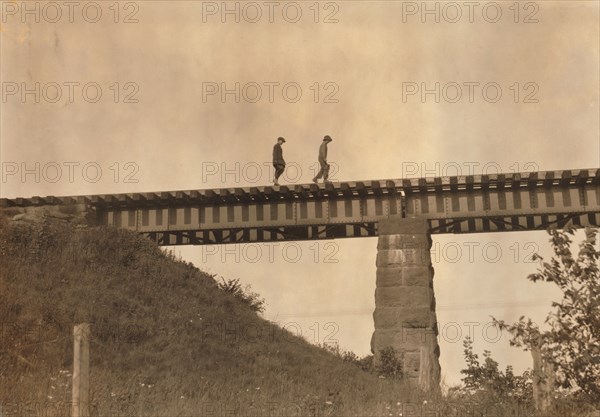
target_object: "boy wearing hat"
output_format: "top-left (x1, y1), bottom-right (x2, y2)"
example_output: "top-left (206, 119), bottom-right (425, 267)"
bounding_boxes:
top-left (313, 135), bottom-right (333, 184)
top-left (272, 137), bottom-right (286, 186)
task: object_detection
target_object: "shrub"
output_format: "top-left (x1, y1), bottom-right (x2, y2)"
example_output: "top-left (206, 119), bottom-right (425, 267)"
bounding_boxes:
top-left (460, 336), bottom-right (533, 404)
top-left (377, 346), bottom-right (404, 379)
top-left (493, 224), bottom-right (600, 401)
top-left (216, 277), bottom-right (266, 313)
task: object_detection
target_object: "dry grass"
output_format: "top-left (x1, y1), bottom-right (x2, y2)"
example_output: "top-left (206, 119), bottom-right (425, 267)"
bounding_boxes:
top-left (0, 217), bottom-right (424, 416)
top-left (0, 214), bottom-right (596, 416)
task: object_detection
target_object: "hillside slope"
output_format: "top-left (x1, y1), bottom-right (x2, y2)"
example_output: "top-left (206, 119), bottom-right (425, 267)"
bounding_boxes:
top-left (0, 212), bottom-right (421, 416)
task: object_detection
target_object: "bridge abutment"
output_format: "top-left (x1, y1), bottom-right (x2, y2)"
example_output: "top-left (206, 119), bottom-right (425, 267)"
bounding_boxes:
top-left (1, 203), bottom-right (96, 226)
top-left (371, 218), bottom-right (441, 390)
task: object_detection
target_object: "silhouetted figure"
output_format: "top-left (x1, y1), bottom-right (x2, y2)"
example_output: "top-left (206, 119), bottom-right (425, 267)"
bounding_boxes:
top-left (313, 135), bottom-right (333, 183)
top-left (272, 137), bottom-right (286, 186)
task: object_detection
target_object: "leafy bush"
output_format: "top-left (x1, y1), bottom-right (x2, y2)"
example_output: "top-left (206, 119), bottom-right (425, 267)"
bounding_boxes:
top-left (459, 336), bottom-right (532, 404)
top-left (493, 224), bottom-right (600, 401)
top-left (323, 344), bottom-right (402, 379)
top-left (377, 347), bottom-right (404, 379)
top-left (216, 277), bottom-right (266, 313)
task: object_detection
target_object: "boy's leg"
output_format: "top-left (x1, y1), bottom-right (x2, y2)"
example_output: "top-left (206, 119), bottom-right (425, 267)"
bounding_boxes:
top-left (314, 162), bottom-right (326, 182)
top-left (323, 163), bottom-right (331, 182)
top-left (274, 164), bottom-right (285, 185)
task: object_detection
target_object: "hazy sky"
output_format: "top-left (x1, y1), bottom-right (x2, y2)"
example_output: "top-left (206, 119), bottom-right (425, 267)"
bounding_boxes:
top-left (1, 0), bottom-right (599, 386)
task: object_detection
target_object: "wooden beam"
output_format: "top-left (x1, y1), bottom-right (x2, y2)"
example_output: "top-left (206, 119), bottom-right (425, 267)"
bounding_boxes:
top-left (449, 177), bottom-right (459, 192)
top-left (465, 176), bottom-right (475, 191)
top-left (90, 195), bottom-right (105, 205)
top-left (511, 173), bottom-right (522, 189)
top-left (401, 179), bottom-right (413, 194)
top-left (593, 168), bottom-right (600, 186)
top-left (234, 188), bottom-right (248, 200)
top-left (340, 182), bottom-right (353, 197)
top-left (481, 175), bottom-right (490, 191)
top-left (117, 194), bottom-right (131, 204)
top-left (371, 181), bottom-right (383, 196)
top-left (71, 323), bottom-right (90, 417)
top-left (543, 171), bottom-right (555, 188)
top-left (575, 169), bottom-right (589, 186)
top-left (497, 174), bottom-right (506, 189)
top-left (356, 181), bottom-right (367, 197)
top-left (527, 172), bottom-right (539, 188)
top-left (385, 180), bottom-right (398, 195)
top-left (560, 170), bottom-right (572, 186)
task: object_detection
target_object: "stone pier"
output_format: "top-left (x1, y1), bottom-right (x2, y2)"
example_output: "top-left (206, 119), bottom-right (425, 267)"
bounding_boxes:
top-left (371, 218), bottom-right (441, 390)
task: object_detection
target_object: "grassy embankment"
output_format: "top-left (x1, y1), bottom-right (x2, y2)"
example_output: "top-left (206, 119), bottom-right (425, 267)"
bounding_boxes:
top-left (1, 210), bottom-right (595, 416)
top-left (0, 213), bottom-right (424, 416)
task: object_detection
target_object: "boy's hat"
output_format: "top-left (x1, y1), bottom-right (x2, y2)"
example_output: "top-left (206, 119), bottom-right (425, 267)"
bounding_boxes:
top-left (278, 137), bottom-right (286, 143)
top-left (323, 135), bottom-right (332, 142)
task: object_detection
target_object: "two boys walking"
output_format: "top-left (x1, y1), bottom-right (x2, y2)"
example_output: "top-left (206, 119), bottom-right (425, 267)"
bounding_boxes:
top-left (272, 135), bottom-right (333, 186)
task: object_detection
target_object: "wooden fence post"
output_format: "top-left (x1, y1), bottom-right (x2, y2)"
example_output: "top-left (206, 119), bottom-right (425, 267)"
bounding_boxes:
top-left (531, 344), bottom-right (554, 412)
top-left (71, 323), bottom-right (90, 417)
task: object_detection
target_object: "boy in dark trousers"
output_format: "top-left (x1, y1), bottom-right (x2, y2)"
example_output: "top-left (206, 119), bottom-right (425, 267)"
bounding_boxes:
top-left (272, 137), bottom-right (286, 186)
top-left (313, 135), bottom-right (333, 183)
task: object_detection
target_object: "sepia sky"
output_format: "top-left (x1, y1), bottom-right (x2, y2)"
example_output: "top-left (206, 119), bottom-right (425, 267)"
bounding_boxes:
top-left (1, 0), bottom-right (599, 386)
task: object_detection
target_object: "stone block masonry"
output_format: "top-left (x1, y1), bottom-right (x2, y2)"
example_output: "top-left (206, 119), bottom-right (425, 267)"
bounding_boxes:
top-left (371, 218), bottom-right (441, 390)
